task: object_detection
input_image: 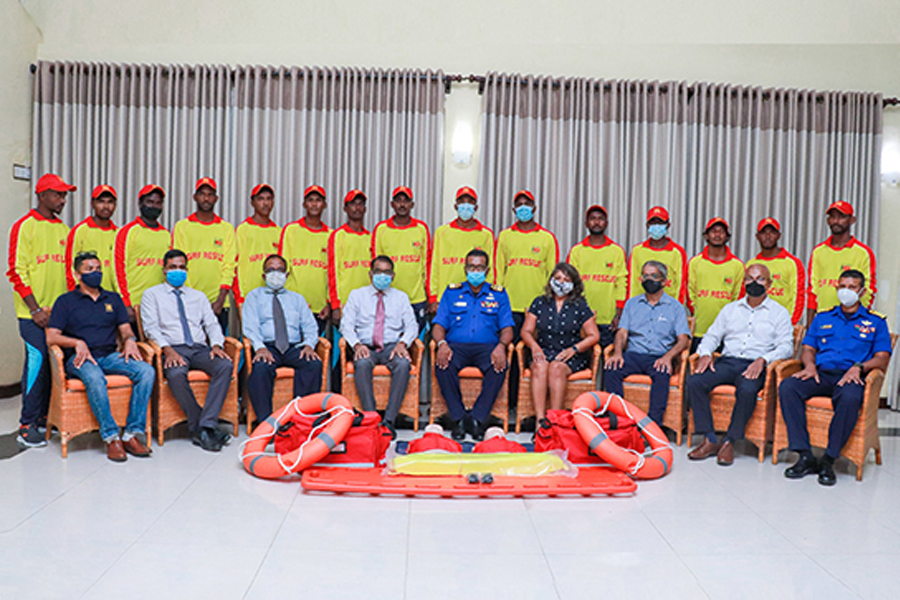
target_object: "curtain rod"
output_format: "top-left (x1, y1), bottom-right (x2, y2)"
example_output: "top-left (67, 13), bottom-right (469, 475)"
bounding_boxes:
top-left (28, 64), bottom-right (899, 106)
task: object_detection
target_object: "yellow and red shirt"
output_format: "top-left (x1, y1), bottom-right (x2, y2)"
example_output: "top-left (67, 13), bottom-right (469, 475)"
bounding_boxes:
top-left (6, 210), bottom-right (70, 319)
top-left (234, 217), bottom-right (281, 305)
top-left (372, 217), bottom-right (432, 305)
top-left (430, 220), bottom-right (495, 303)
top-left (65, 216), bottom-right (118, 293)
top-left (687, 247), bottom-right (745, 336)
top-left (495, 223), bottom-right (560, 312)
top-left (807, 236), bottom-right (877, 312)
top-left (114, 217), bottom-right (172, 307)
top-left (172, 214), bottom-right (237, 305)
top-left (327, 224), bottom-right (372, 309)
top-left (627, 239), bottom-right (688, 303)
top-left (279, 217), bottom-right (330, 312)
top-left (746, 249), bottom-right (805, 324)
top-left (566, 236), bottom-right (628, 325)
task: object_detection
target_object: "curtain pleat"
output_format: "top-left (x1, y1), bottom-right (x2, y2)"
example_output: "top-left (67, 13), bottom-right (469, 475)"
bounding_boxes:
top-left (478, 72), bottom-right (882, 263)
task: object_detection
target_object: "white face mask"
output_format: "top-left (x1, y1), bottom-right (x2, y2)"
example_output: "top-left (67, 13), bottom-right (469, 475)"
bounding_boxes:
top-left (265, 271), bottom-right (287, 290)
top-left (837, 288), bottom-right (860, 307)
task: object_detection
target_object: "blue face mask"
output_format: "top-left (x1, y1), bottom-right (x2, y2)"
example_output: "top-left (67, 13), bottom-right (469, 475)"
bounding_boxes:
top-left (372, 273), bottom-right (392, 291)
top-left (466, 270), bottom-right (486, 286)
top-left (456, 203), bottom-right (476, 221)
top-left (515, 205), bottom-right (534, 222)
top-left (166, 269), bottom-right (187, 288)
top-left (648, 224), bottom-right (668, 240)
top-left (80, 271), bottom-right (103, 289)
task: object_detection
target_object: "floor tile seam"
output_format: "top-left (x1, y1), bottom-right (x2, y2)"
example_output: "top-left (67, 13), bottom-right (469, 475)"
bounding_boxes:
top-left (242, 487), bottom-right (304, 599)
top-left (524, 497), bottom-right (563, 600)
top-left (403, 504), bottom-right (412, 600)
top-left (797, 552), bottom-right (865, 598)
top-left (638, 505), bottom-right (713, 599)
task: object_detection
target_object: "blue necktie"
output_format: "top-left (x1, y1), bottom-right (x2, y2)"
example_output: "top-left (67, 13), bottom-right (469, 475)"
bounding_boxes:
top-left (174, 288), bottom-right (194, 346)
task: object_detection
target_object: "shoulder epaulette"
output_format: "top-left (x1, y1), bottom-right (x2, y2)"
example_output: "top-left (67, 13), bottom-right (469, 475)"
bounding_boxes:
top-left (868, 309), bottom-right (886, 320)
top-left (448, 283), bottom-right (462, 289)
top-left (491, 284), bottom-right (504, 292)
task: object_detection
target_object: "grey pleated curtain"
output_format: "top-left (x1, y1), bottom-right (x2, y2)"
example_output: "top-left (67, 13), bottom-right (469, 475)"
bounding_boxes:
top-left (31, 61), bottom-right (445, 230)
top-left (231, 66), bottom-right (445, 230)
top-left (478, 72), bottom-right (882, 262)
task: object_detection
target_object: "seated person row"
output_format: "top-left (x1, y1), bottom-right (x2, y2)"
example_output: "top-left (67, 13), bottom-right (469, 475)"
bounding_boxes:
top-left (340, 255), bottom-right (418, 429)
top-left (242, 253), bottom-right (323, 426)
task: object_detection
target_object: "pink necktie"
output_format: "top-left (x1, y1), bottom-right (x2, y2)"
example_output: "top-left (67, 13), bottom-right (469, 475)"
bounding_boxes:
top-left (373, 292), bottom-right (385, 351)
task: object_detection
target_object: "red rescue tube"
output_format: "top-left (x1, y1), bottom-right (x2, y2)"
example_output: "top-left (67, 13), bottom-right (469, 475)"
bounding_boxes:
top-left (571, 391), bottom-right (673, 479)
top-left (241, 393), bottom-right (354, 479)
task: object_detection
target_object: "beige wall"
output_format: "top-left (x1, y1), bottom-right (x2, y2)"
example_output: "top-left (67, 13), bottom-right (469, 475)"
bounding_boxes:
top-left (1, 0), bottom-right (898, 384)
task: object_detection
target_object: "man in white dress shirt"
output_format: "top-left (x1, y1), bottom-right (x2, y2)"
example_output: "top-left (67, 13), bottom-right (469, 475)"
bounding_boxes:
top-left (340, 255), bottom-right (418, 428)
top-left (141, 249), bottom-right (234, 452)
top-left (687, 263), bottom-right (793, 465)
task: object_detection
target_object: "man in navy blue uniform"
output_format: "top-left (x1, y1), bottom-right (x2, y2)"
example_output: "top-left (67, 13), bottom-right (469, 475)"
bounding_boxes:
top-left (433, 249), bottom-right (514, 441)
top-left (779, 269), bottom-right (892, 486)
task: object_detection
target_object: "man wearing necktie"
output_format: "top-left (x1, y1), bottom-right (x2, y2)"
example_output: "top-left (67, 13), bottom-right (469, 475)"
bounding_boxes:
top-left (243, 254), bottom-right (322, 425)
top-left (140, 250), bottom-right (234, 452)
top-left (340, 255), bottom-right (418, 428)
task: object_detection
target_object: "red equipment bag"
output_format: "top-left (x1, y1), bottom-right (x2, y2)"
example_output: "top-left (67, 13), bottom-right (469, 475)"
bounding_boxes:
top-left (274, 409), bottom-right (394, 467)
top-left (534, 409), bottom-right (644, 465)
top-left (473, 436), bottom-right (527, 453)
top-left (407, 432), bottom-right (463, 454)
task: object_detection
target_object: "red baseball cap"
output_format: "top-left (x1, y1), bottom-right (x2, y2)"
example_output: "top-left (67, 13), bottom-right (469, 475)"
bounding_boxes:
top-left (826, 200), bottom-right (853, 216)
top-left (392, 186), bottom-right (413, 200)
top-left (514, 189), bottom-right (534, 202)
top-left (138, 184), bottom-right (166, 199)
top-left (704, 217), bottom-right (730, 234)
top-left (646, 206), bottom-right (669, 222)
top-left (250, 183), bottom-right (274, 197)
top-left (456, 186), bottom-right (478, 201)
top-left (343, 189), bottom-right (367, 204)
top-left (91, 184), bottom-right (117, 200)
top-left (757, 217), bottom-right (781, 233)
top-left (304, 185), bottom-right (326, 199)
top-left (585, 205), bottom-right (607, 218)
top-left (35, 173), bottom-right (77, 194)
top-left (195, 177), bottom-right (217, 192)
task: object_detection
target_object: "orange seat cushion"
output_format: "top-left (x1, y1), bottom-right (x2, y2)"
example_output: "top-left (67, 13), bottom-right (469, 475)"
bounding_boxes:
top-left (459, 367), bottom-right (483, 378)
top-left (187, 371), bottom-right (211, 382)
top-left (65, 375), bottom-right (133, 391)
top-left (346, 362), bottom-right (418, 376)
top-left (624, 375), bottom-right (652, 385)
top-left (807, 396), bottom-right (833, 410)
top-left (521, 369), bottom-right (592, 381)
top-left (275, 367), bottom-right (295, 378)
top-left (712, 385), bottom-right (736, 395)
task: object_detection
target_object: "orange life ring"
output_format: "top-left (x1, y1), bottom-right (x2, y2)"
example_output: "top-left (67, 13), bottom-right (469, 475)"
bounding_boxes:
top-left (571, 391), bottom-right (673, 479)
top-left (241, 392), bottom-right (354, 480)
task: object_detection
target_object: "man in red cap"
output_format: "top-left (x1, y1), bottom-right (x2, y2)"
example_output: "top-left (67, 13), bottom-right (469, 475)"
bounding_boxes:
top-left (372, 186), bottom-right (432, 333)
top-left (626, 206), bottom-right (688, 303)
top-left (7, 173), bottom-right (74, 446)
top-left (66, 185), bottom-right (119, 293)
top-left (327, 189), bottom-right (372, 325)
top-left (687, 217), bottom-right (744, 349)
top-left (234, 184), bottom-right (281, 306)
top-left (566, 205), bottom-right (628, 348)
top-left (279, 185), bottom-right (331, 333)
top-left (429, 186), bottom-right (495, 314)
top-left (746, 218), bottom-right (805, 324)
top-left (806, 201), bottom-right (876, 326)
top-left (173, 177), bottom-right (236, 333)
top-left (114, 184), bottom-right (172, 318)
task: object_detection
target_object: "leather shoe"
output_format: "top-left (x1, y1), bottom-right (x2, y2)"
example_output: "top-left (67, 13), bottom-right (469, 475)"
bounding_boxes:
top-left (211, 427), bottom-right (232, 446)
top-left (123, 436), bottom-right (151, 457)
top-left (468, 417), bottom-right (486, 442)
top-left (451, 420), bottom-right (466, 441)
top-left (818, 458), bottom-right (837, 486)
top-left (716, 440), bottom-right (734, 466)
top-left (784, 452), bottom-right (818, 479)
top-left (688, 438), bottom-right (721, 460)
top-left (106, 439), bottom-right (127, 462)
top-left (192, 428), bottom-right (223, 452)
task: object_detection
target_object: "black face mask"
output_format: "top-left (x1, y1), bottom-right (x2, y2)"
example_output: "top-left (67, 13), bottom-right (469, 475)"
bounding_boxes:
top-left (641, 279), bottom-right (664, 294)
top-left (140, 205), bottom-right (162, 221)
top-left (745, 281), bottom-right (767, 297)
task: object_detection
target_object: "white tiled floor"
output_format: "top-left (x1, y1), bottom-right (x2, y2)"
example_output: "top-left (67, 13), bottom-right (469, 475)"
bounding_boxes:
top-left (3, 395), bottom-right (900, 600)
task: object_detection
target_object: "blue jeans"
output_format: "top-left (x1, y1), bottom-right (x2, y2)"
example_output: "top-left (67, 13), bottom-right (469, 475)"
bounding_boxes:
top-left (65, 352), bottom-right (155, 442)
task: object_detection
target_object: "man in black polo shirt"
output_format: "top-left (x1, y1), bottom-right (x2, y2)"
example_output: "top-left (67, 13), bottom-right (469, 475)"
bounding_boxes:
top-left (46, 251), bottom-right (155, 461)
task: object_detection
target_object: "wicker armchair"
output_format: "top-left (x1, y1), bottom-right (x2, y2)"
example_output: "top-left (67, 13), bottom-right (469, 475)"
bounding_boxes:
top-left (686, 323), bottom-right (806, 460)
top-left (46, 343), bottom-right (155, 457)
top-left (429, 340), bottom-right (514, 431)
top-left (514, 342), bottom-right (602, 433)
top-left (772, 333), bottom-right (898, 480)
top-left (339, 337), bottom-right (424, 430)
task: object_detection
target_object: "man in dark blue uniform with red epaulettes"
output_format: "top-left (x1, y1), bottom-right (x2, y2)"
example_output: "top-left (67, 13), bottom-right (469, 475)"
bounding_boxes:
top-left (432, 249), bottom-right (514, 442)
top-left (779, 269), bottom-right (892, 486)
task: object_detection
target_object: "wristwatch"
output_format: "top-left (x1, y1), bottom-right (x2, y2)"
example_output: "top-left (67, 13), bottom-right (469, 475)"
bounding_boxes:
top-left (853, 361), bottom-right (865, 373)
